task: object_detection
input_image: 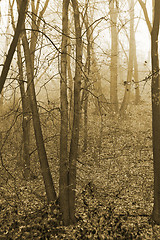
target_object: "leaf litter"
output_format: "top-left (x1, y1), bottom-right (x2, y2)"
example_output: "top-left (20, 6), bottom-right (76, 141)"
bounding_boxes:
top-left (1, 101), bottom-right (160, 239)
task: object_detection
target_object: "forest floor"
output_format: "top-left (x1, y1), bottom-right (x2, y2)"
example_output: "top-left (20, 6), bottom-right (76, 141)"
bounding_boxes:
top-left (1, 100), bottom-right (160, 239)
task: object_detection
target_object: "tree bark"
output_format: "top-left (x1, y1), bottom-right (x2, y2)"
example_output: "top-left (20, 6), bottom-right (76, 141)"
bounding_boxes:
top-left (15, 0), bottom-right (50, 180)
top-left (67, 35), bottom-right (74, 135)
top-left (17, 40), bottom-right (31, 179)
top-left (69, 0), bottom-right (82, 223)
top-left (60, 0), bottom-right (70, 226)
top-left (83, 10), bottom-right (91, 152)
top-left (9, 0), bottom-right (31, 179)
top-left (151, 0), bottom-right (160, 224)
top-left (0, 0), bottom-right (28, 94)
top-left (22, 31), bottom-right (57, 203)
top-left (67, 24), bottom-right (74, 151)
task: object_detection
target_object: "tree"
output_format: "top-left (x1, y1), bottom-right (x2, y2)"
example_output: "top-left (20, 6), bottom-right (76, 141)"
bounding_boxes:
top-left (151, 0), bottom-right (160, 224)
top-left (60, 0), bottom-right (70, 225)
top-left (138, 0), bottom-right (152, 33)
top-left (120, 0), bottom-right (134, 114)
top-left (15, 0), bottom-right (57, 203)
top-left (109, 0), bottom-right (119, 112)
top-left (133, 28), bottom-right (140, 105)
top-left (22, 32), bottom-right (57, 203)
top-left (138, 0), bottom-right (160, 225)
top-left (17, 41), bottom-right (31, 179)
top-left (60, 0), bottom-right (82, 225)
top-left (67, 21), bottom-right (74, 141)
top-left (90, 29), bottom-right (110, 114)
top-left (9, 0), bottom-right (31, 179)
top-left (0, 0), bottom-right (28, 94)
top-left (69, 0), bottom-right (82, 223)
top-left (80, 0), bottom-right (91, 151)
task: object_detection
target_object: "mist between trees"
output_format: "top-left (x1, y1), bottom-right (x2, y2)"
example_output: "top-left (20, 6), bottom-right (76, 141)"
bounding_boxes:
top-left (0, 0), bottom-right (160, 238)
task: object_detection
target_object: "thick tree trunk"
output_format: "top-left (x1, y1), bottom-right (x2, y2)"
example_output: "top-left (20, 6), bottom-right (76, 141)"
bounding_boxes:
top-left (22, 32), bottom-right (57, 203)
top-left (60, 0), bottom-right (70, 226)
top-left (109, 0), bottom-right (119, 112)
top-left (151, 0), bottom-right (160, 224)
top-left (69, 0), bottom-right (82, 223)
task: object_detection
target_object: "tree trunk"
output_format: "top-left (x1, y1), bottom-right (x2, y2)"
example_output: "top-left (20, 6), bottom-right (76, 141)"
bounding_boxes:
top-left (67, 35), bottom-right (74, 135)
top-left (134, 53), bottom-right (140, 105)
top-left (67, 27), bottom-right (74, 151)
top-left (132, 7), bottom-right (140, 105)
top-left (60, 0), bottom-right (70, 226)
top-left (22, 32), bottom-right (57, 203)
top-left (17, 40), bottom-right (31, 179)
top-left (151, 0), bottom-right (160, 224)
top-left (133, 31), bottom-right (140, 105)
top-left (83, 11), bottom-right (91, 152)
top-left (0, 92), bottom-right (3, 109)
top-left (30, 0), bottom-right (50, 70)
top-left (86, 16), bottom-right (109, 114)
top-left (138, 0), bottom-right (152, 33)
top-left (90, 48), bottom-right (109, 114)
top-left (69, 0), bottom-right (82, 223)
top-left (109, 0), bottom-right (119, 112)
top-left (0, 0), bottom-right (28, 94)
top-left (120, 0), bottom-right (134, 114)
top-left (16, 0), bottom-right (50, 181)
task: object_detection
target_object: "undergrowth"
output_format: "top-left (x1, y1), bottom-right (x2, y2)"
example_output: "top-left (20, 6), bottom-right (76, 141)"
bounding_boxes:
top-left (1, 101), bottom-right (160, 239)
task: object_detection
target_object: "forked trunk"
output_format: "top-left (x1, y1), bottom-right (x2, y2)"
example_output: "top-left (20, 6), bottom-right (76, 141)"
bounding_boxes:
top-left (22, 32), bottom-right (57, 203)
